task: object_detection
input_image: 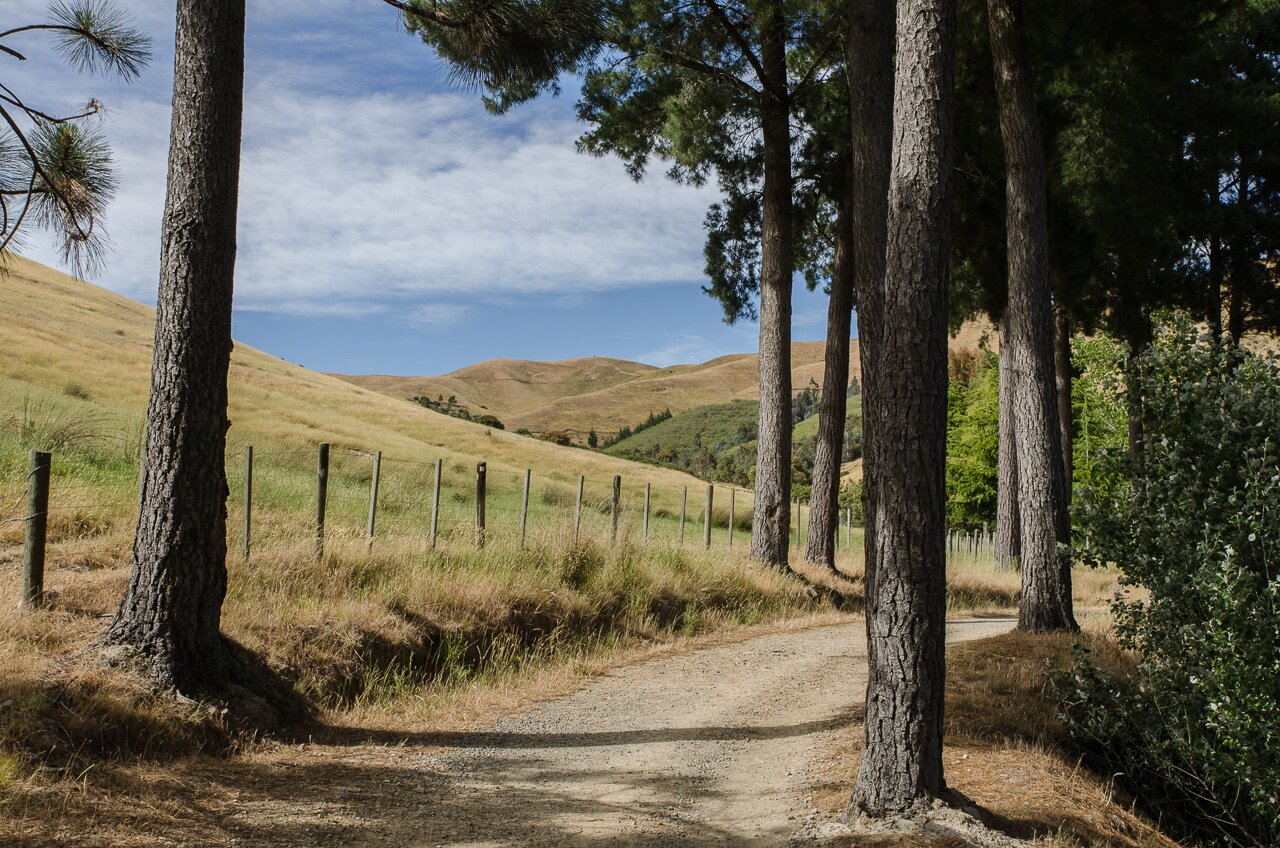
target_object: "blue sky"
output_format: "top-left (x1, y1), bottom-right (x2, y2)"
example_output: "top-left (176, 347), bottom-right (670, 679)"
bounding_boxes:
top-left (6, 0), bottom-right (835, 374)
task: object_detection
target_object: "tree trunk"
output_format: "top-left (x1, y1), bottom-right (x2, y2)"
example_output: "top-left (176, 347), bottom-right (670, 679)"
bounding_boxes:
top-left (749, 1), bottom-right (795, 568)
top-left (850, 0), bottom-right (955, 815)
top-left (987, 0), bottom-right (1075, 633)
top-left (806, 197), bottom-right (854, 569)
top-left (846, 0), bottom-right (894, 621)
top-left (1054, 302), bottom-right (1073, 497)
top-left (994, 314), bottom-right (1019, 569)
top-left (106, 0), bottom-right (246, 694)
top-left (1122, 313), bottom-right (1153, 462)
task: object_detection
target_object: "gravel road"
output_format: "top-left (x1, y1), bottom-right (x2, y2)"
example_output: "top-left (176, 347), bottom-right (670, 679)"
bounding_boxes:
top-left (222, 617), bottom-right (1012, 848)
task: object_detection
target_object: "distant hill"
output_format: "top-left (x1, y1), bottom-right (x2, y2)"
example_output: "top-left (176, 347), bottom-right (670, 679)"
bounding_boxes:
top-left (603, 387), bottom-right (864, 488)
top-left (337, 321), bottom-right (994, 442)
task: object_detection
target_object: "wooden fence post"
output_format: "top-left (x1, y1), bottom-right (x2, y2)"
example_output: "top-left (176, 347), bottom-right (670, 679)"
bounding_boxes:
top-left (728, 488), bottom-right (735, 547)
top-left (680, 486), bottom-right (687, 544)
top-left (366, 450), bottom-right (382, 545)
top-left (574, 475), bottom-right (584, 543)
top-left (643, 482), bottom-right (651, 544)
top-left (430, 458), bottom-right (442, 550)
top-left (21, 450), bottom-right (50, 610)
top-left (475, 462), bottom-right (487, 548)
top-left (315, 443), bottom-right (329, 561)
top-left (610, 475), bottom-right (621, 546)
top-left (703, 484), bottom-right (713, 550)
top-left (243, 445), bottom-right (252, 560)
top-left (520, 468), bottom-right (531, 547)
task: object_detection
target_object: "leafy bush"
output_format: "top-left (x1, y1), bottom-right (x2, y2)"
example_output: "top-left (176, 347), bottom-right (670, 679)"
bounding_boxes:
top-left (1060, 322), bottom-right (1280, 847)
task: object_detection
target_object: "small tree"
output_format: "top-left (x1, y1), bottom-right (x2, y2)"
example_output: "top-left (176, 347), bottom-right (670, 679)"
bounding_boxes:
top-left (0, 1), bottom-right (150, 272)
top-left (587, 428), bottom-right (598, 448)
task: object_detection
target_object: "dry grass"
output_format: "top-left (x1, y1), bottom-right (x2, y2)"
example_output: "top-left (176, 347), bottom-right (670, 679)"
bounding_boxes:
top-left (810, 621), bottom-right (1178, 848)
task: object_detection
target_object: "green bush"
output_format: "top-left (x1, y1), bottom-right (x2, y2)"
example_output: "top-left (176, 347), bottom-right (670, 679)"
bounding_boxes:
top-left (1060, 321), bottom-right (1280, 847)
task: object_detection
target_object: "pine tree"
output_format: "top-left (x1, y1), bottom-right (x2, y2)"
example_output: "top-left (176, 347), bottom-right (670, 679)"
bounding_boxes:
top-left (851, 0), bottom-right (958, 815)
top-left (0, 1), bottom-right (150, 273)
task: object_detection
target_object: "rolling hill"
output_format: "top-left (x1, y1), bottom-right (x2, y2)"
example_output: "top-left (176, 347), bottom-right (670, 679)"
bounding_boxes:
top-left (337, 320), bottom-right (996, 441)
top-left (0, 254), bottom-right (724, 540)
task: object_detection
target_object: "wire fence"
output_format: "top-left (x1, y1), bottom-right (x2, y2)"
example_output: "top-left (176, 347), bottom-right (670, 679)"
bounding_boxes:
top-left (3, 442), bottom-right (995, 605)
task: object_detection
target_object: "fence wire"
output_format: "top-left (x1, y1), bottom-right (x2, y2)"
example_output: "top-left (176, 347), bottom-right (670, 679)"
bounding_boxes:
top-left (1, 443), bottom-right (933, 567)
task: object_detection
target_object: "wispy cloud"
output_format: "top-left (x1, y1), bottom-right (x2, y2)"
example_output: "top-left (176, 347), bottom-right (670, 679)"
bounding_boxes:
top-left (637, 332), bottom-right (750, 367)
top-left (401, 302), bottom-right (471, 326)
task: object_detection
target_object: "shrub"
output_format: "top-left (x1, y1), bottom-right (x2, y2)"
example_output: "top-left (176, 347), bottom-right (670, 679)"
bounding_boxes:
top-left (1059, 321), bottom-right (1280, 848)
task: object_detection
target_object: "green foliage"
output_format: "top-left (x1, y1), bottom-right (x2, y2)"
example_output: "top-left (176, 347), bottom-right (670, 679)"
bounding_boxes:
top-left (943, 339), bottom-right (1128, 529)
top-left (603, 408), bottom-right (672, 447)
top-left (413, 395), bottom-right (504, 431)
top-left (605, 395), bottom-right (863, 487)
top-left (791, 379), bottom-right (820, 424)
top-left (837, 481), bottom-right (863, 525)
top-left (945, 349), bottom-right (999, 529)
top-left (604, 400), bottom-right (757, 483)
top-left (1070, 335), bottom-right (1128, 496)
top-left (1060, 322), bottom-right (1280, 847)
top-left (399, 0), bottom-right (602, 114)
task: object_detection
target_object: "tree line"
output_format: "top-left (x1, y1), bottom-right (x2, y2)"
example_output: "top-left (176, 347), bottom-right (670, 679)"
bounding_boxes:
top-left (5, 0), bottom-right (1275, 826)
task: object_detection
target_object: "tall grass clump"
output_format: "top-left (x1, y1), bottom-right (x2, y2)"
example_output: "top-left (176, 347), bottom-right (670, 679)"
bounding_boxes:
top-left (1059, 321), bottom-right (1280, 848)
top-left (218, 530), bottom-right (811, 710)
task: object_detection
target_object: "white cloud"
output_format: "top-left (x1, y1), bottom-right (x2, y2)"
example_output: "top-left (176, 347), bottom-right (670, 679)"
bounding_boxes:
top-left (6, 0), bottom-right (717, 317)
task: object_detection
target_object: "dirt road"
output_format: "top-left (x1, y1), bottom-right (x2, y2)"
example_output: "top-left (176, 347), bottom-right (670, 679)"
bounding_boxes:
top-left (220, 617), bottom-right (1012, 848)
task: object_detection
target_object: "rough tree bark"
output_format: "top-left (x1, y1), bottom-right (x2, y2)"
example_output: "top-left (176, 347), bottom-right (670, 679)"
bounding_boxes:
top-left (106, 0), bottom-right (246, 694)
top-left (1054, 301), bottom-right (1073, 496)
top-left (805, 197), bottom-right (854, 570)
top-left (750, 0), bottom-right (795, 568)
top-left (987, 0), bottom-right (1075, 633)
top-left (845, 0), bottom-right (894, 620)
top-left (850, 0), bottom-right (955, 815)
top-left (994, 314), bottom-right (1020, 569)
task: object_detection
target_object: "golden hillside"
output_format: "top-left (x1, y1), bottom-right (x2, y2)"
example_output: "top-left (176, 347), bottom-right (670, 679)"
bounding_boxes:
top-left (338, 322), bottom-right (996, 438)
top-left (0, 255), bottom-right (716, 495)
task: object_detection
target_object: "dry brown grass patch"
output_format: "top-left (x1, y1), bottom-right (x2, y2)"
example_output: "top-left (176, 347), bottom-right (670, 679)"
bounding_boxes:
top-left (811, 626), bottom-right (1170, 848)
